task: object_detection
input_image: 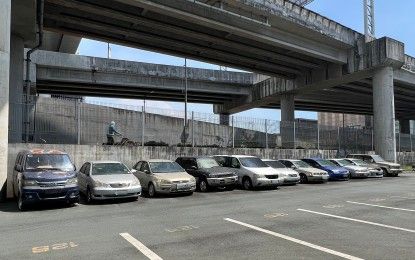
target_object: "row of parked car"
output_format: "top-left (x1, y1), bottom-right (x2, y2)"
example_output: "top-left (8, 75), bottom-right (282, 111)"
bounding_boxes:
top-left (12, 149), bottom-right (403, 210)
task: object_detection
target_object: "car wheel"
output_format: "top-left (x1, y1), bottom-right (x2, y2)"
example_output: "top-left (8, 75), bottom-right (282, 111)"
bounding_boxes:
top-left (17, 191), bottom-right (25, 211)
top-left (148, 183), bottom-right (156, 198)
top-left (242, 177), bottom-right (253, 190)
top-left (299, 174), bottom-right (308, 184)
top-left (86, 187), bottom-right (93, 204)
top-left (198, 179), bottom-right (209, 192)
top-left (381, 168), bottom-right (389, 177)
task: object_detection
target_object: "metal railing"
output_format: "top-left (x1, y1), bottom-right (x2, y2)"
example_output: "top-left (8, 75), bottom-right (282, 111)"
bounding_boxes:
top-left (8, 96), bottom-right (415, 153)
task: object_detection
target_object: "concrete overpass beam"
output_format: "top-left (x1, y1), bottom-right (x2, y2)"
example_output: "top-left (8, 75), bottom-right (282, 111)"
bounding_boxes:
top-left (280, 94), bottom-right (295, 148)
top-left (0, 0), bottom-right (11, 199)
top-left (373, 66), bottom-right (396, 162)
top-left (9, 34), bottom-right (24, 143)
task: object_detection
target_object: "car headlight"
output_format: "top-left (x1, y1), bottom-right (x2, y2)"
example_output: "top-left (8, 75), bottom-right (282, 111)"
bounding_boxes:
top-left (157, 179), bottom-right (171, 185)
top-left (189, 178), bottom-right (196, 183)
top-left (67, 177), bottom-right (78, 184)
top-left (23, 179), bottom-right (38, 186)
top-left (94, 180), bottom-right (110, 188)
top-left (132, 179), bottom-right (141, 186)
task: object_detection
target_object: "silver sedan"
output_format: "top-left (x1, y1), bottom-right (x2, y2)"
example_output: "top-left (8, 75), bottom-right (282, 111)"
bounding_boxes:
top-left (77, 161), bottom-right (141, 203)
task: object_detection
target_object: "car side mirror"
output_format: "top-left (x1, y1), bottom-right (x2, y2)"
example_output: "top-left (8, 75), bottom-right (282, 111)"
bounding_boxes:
top-left (291, 165), bottom-right (296, 169)
top-left (73, 165), bottom-right (77, 171)
top-left (15, 165), bottom-right (22, 172)
top-left (190, 166), bottom-right (197, 170)
top-left (130, 169), bottom-right (137, 174)
top-left (144, 169), bottom-right (150, 174)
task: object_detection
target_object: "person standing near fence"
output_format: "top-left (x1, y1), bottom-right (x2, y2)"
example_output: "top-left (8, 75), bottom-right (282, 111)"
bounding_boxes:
top-left (107, 121), bottom-right (122, 145)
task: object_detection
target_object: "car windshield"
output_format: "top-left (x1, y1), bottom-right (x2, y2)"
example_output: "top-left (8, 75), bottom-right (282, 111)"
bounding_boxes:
top-left (264, 160), bottom-right (286, 168)
top-left (293, 160), bottom-right (312, 168)
top-left (197, 158), bottom-right (220, 169)
top-left (333, 159), bottom-right (353, 166)
top-left (317, 160), bottom-right (337, 167)
top-left (92, 163), bottom-right (130, 175)
top-left (350, 159), bottom-right (366, 166)
top-left (239, 157), bottom-right (269, 168)
top-left (371, 155), bottom-right (385, 162)
top-left (25, 154), bottom-right (74, 171)
top-left (150, 162), bottom-right (184, 173)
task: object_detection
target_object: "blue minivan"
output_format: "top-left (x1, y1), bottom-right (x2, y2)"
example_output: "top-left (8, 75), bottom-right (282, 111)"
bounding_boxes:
top-left (302, 158), bottom-right (350, 181)
top-left (13, 150), bottom-right (79, 210)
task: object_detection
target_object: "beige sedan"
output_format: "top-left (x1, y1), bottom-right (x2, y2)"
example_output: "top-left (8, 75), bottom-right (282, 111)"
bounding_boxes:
top-left (132, 159), bottom-right (196, 197)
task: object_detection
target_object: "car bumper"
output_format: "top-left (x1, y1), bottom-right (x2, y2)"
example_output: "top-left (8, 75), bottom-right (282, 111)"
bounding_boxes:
top-left (92, 186), bottom-right (141, 200)
top-left (368, 170), bottom-right (383, 178)
top-left (252, 177), bottom-right (281, 187)
top-left (156, 183), bottom-right (196, 194)
top-left (207, 177), bottom-right (238, 187)
top-left (329, 174), bottom-right (349, 181)
top-left (388, 169), bottom-right (403, 174)
top-left (282, 176), bottom-right (300, 185)
top-left (21, 185), bottom-right (79, 203)
top-left (308, 175), bottom-right (329, 182)
top-left (350, 172), bottom-right (370, 178)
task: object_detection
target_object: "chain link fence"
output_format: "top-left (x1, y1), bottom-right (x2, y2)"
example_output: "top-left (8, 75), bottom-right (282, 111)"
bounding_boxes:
top-left (8, 96), bottom-right (415, 153)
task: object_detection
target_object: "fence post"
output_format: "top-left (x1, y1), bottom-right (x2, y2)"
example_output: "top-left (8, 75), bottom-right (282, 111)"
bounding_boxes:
top-left (317, 123), bottom-right (320, 150)
top-left (371, 128), bottom-right (374, 151)
top-left (337, 127), bottom-right (341, 152)
top-left (398, 132), bottom-right (401, 153)
top-left (141, 106), bottom-right (145, 147)
top-left (410, 133), bottom-right (413, 153)
top-left (232, 116), bottom-right (235, 148)
top-left (191, 111), bottom-right (194, 147)
top-left (293, 121), bottom-right (296, 149)
top-left (265, 119), bottom-right (268, 149)
top-left (77, 99), bottom-right (81, 145)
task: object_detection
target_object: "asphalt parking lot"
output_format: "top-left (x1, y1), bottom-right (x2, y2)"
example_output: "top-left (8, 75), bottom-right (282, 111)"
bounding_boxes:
top-left (1, 173), bottom-right (414, 260)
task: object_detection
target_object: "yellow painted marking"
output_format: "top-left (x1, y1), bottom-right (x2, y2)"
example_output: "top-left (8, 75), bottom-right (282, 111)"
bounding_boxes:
top-left (322, 204), bottom-right (344, 209)
top-left (165, 225), bottom-right (199, 233)
top-left (264, 212), bottom-right (288, 219)
top-left (32, 242), bottom-right (78, 254)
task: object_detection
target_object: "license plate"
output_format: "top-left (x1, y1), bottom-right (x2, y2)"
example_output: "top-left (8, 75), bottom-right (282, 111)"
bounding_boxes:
top-left (115, 190), bottom-right (128, 195)
top-left (44, 189), bottom-right (61, 194)
top-left (177, 183), bottom-right (189, 190)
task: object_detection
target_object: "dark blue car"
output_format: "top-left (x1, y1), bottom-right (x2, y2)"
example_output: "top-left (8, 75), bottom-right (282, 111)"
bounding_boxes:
top-left (302, 158), bottom-right (350, 181)
top-left (13, 150), bottom-right (79, 210)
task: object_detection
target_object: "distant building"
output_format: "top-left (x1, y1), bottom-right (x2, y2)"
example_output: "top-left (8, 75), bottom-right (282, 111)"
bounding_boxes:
top-left (318, 112), bottom-right (372, 129)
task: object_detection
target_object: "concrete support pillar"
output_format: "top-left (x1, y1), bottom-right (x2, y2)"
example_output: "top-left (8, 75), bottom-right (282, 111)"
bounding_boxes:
top-left (219, 113), bottom-right (230, 126)
top-left (399, 119), bottom-right (410, 134)
top-left (280, 94), bottom-right (295, 148)
top-left (0, 0), bottom-right (11, 199)
top-left (373, 67), bottom-right (396, 162)
top-left (9, 34), bottom-right (24, 143)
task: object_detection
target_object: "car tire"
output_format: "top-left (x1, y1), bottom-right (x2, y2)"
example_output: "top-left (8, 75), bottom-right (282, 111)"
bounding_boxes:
top-left (242, 177), bottom-right (253, 190)
top-left (198, 179), bottom-right (209, 192)
top-left (17, 190), bottom-right (25, 211)
top-left (381, 168), bottom-right (389, 177)
top-left (86, 187), bottom-right (93, 204)
top-left (148, 183), bottom-right (156, 198)
top-left (299, 174), bottom-right (308, 184)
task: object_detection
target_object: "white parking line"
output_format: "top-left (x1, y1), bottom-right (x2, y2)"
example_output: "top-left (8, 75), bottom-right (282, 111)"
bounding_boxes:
top-left (298, 209), bottom-right (415, 233)
top-left (119, 233), bottom-right (163, 260)
top-left (347, 201), bottom-right (415, 212)
top-left (224, 218), bottom-right (364, 260)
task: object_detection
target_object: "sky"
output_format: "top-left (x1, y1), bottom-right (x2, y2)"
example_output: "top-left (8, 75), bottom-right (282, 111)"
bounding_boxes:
top-left (77, 0), bottom-right (415, 121)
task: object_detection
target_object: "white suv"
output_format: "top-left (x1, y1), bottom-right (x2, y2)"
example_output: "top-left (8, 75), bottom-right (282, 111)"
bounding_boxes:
top-left (213, 155), bottom-right (282, 190)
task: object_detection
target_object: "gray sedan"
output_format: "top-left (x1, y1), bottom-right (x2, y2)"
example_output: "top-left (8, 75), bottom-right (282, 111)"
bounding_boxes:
top-left (77, 161), bottom-right (142, 203)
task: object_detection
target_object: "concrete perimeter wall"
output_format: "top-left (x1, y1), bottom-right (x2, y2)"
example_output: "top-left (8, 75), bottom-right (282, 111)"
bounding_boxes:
top-left (5, 144), bottom-right (415, 198)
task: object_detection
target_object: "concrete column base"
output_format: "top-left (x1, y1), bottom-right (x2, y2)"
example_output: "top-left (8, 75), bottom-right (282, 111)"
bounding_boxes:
top-left (373, 66), bottom-right (396, 162)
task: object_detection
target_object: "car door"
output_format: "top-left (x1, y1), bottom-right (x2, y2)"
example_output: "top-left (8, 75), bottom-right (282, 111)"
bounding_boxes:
top-left (185, 159), bottom-right (199, 179)
top-left (83, 163), bottom-right (92, 190)
top-left (77, 163), bottom-right (88, 193)
top-left (230, 157), bottom-right (245, 182)
top-left (13, 153), bottom-right (23, 197)
top-left (139, 162), bottom-right (151, 189)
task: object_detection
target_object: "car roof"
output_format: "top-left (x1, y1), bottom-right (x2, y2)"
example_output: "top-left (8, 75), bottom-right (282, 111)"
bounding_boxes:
top-left (89, 161), bottom-right (123, 164)
top-left (145, 159), bottom-right (173, 163)
top-left (22, 149), bottom-right (68, 155)
top-left (214, 155), bottom-right (257, 158)
top-left (262, 159), bottom-right (277, 162)
top-left (177, 156), bottom-right (212, 159)
top-left (303, 158), bottom-right (324, 161)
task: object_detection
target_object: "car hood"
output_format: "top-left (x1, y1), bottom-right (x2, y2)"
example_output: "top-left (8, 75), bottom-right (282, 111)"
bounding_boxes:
top-left (269, 168), bottom-right (298, 177)
top-left (298, 167), bottom-right (327, 174)
top-left (344, 165), bottom-right (368, 171)
top-left (92, 174), bottom-right (138, 184)
top-left (200, 166), bottom-right (236, 176)
top-left (23, 170), bottom-right (76, 182)
top-left (245, 167), bottom-right (279, 176)
top-left (376, 161), bottom-right (401, 168)
top-left (321, 165), bottom-right (348, 173)
top-left (153, 171), bottom-right (194, 181)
